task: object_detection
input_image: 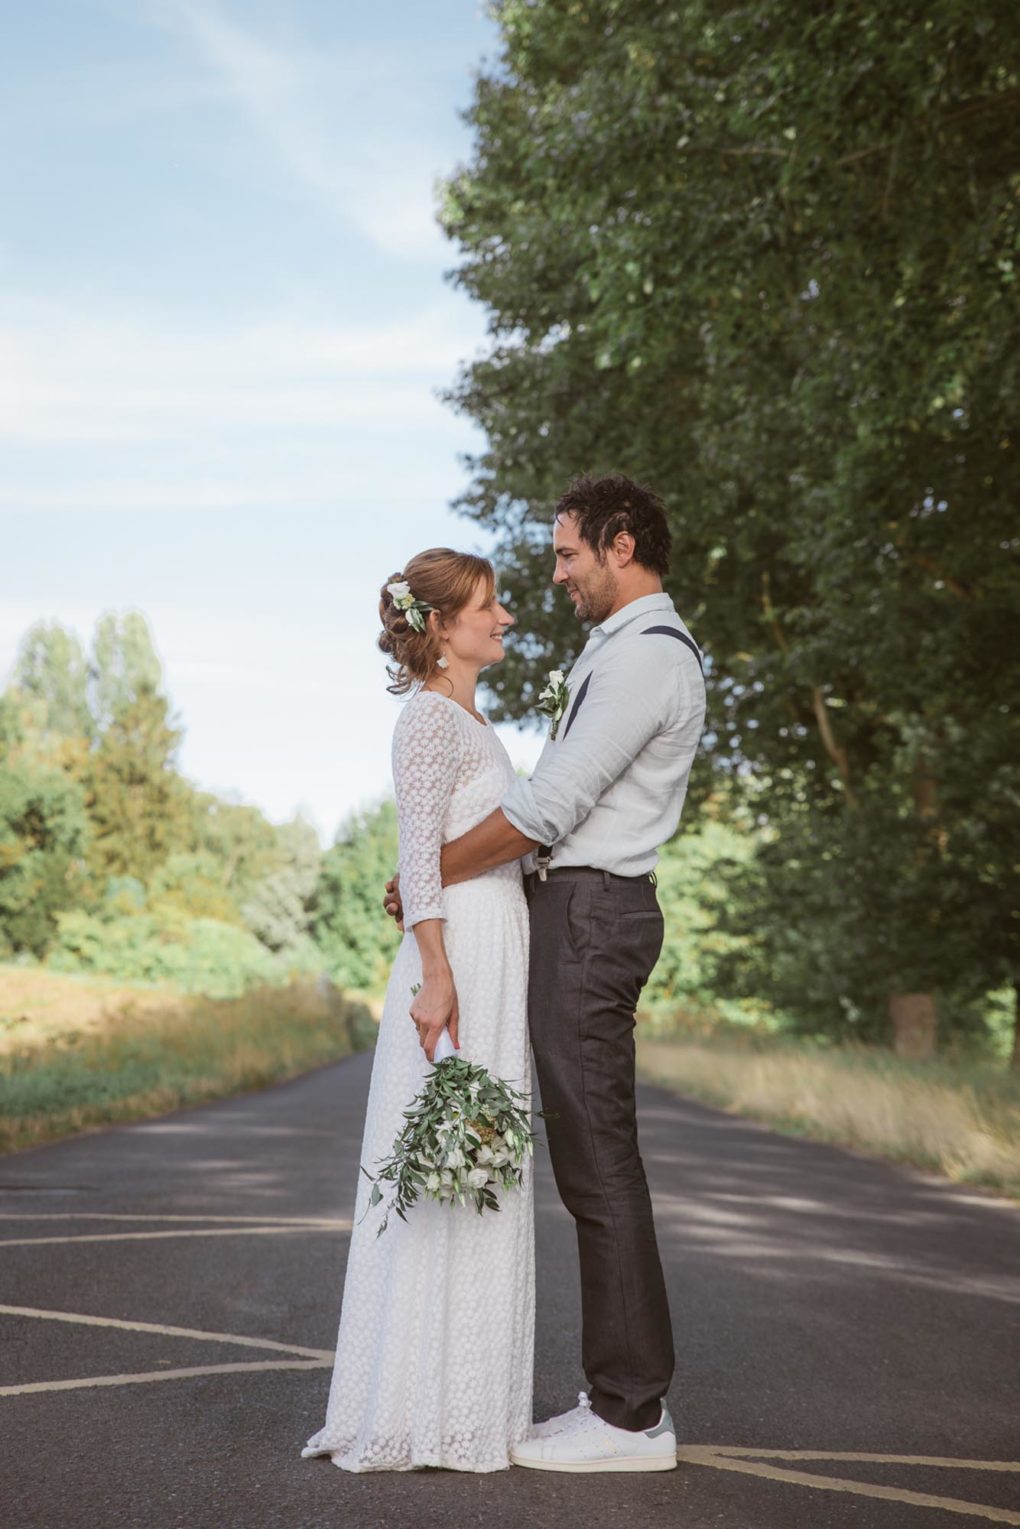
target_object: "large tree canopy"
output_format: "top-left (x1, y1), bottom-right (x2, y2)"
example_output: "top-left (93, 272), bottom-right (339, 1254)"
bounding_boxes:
top-left (441, 0), bottom-right (1019, 1046)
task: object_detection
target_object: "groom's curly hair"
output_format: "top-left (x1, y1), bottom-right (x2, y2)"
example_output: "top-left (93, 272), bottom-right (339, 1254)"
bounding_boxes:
top-left (554, 473), bottom-right (672, 576)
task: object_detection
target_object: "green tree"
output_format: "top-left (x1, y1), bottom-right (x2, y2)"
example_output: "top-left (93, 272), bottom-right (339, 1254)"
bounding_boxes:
top-left (3, 628), bottom-right (93, 784)
top-left (242, 815), bottom-right (322, 953)
top-left (89, 611), bottom-right (163, 734)
top-left (0, 763), bottom-right (90, 956)
top-left (440, 0), bottom-right (1020, 1050)
top-left (83, 681), bottom-right (193, 883)
top-left (188, 791), bottom-right (283, 909)
top-left (148, 852), bottom-right (247, 925)
top-left (644, 808), bottom-right (762, 1023)
top-left (12, 622), bottom-right (93, 741)
top-left (311, 799), bottom-right (400, 992)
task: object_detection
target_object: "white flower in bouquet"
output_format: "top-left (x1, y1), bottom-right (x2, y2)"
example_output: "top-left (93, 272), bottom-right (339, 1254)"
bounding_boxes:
top-left (360, 988), bottom-right (541, 1236)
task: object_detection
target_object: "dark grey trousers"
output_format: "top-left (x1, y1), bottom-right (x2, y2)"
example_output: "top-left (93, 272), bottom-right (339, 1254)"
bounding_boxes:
top-left (525, 865), bottom-right (674, 1432)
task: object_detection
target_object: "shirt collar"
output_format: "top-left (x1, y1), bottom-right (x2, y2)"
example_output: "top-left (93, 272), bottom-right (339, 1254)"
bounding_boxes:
top-left (590, 591), bottom-right (674, 643)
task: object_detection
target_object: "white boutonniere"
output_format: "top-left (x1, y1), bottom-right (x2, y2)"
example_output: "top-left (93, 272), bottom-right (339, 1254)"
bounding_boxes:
top-left (386, 579), bottom-right (434, 635)
top-left (536, 668), bottom-right (570, 739)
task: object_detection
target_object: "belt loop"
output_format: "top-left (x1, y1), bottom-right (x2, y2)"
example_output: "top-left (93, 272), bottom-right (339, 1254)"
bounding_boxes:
top-left (649, 870), bottom-right (657, 888)
top-left (601, 868), bottom-right (611, 889)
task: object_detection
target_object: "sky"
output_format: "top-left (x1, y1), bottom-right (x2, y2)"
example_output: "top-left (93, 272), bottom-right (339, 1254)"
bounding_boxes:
top-left (0, 0), bottom-right (549, 844)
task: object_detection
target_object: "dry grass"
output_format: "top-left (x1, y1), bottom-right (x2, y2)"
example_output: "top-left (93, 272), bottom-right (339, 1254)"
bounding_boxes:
top-left (0, 964), bottom-right (376, 1155)
top-left (0, 965), bottom-right (185, 1053)
top-left (636, 1032), bottom-right (1020, 1198)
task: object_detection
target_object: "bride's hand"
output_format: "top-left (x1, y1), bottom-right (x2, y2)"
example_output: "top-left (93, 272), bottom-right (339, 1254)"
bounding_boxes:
top-left (410, 970), bottom-right (460, 1062)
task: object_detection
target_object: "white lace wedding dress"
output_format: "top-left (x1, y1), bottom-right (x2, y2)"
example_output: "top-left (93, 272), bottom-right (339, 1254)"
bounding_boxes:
top-left (301, 690), bottom-right (534, 1472)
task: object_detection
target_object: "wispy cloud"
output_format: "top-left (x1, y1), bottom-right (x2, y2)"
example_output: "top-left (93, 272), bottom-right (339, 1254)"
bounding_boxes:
top-left (147, 0), bottom-right (452, 258)
top-left (1, 296), bottom-right (476, 441)
top-left (0, 294), bottom-right (483, 511)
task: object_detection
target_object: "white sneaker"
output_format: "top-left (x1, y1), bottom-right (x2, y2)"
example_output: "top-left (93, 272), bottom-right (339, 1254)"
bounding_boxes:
top-left (529, 1390), bottom-right (594, 1439)
top-left (512, 1400), bottom-right (676, 1472)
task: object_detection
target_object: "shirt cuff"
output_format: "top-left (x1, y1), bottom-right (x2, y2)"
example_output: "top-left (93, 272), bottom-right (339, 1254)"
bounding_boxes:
top-left (501, 780), bottom-right (550, 845)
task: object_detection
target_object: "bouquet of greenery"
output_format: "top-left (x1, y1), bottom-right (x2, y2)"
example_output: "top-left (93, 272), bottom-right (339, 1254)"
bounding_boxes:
top-left (361, 989), bottom-right (536, 1237)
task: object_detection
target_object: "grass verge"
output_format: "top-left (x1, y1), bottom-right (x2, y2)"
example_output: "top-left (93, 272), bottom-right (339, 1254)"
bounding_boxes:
top-left (636, 1030), bottom-right (1020, 1198)
top-left (0, 972), bottom-right (377, 1155)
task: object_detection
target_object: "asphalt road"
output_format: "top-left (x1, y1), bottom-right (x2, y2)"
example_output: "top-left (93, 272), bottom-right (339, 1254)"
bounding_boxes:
top-left (1, 1050), bottom-right (1018, 1529)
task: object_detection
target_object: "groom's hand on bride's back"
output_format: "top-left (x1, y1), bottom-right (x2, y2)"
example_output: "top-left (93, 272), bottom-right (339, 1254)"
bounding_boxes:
top-left (383, 873), bottom-right (404, 931)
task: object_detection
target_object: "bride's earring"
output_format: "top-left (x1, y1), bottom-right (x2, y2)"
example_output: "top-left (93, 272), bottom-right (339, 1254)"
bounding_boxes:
top-left (433, 617), bottom-right (449, 669)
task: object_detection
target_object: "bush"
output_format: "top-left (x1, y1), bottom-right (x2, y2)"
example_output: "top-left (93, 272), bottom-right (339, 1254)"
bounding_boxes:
top-left (46, 906), bottom-right (323, 997)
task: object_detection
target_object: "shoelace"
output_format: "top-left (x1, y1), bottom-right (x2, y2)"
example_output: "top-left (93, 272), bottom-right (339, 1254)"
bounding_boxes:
top-left (556, 1393), bottom-right (606, 1438)
top-left (542, 1391), bottom-right (591, 1436)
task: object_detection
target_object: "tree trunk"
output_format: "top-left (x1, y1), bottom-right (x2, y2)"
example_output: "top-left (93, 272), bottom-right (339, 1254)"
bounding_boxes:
top-left (889, 992), bottom-right (937, 1060)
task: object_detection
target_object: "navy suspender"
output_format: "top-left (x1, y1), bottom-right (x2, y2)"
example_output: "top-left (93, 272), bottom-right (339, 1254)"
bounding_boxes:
top-left (639, 625), bottom-right (704, 672)
top-left (536, 622), bottom-right (703, 872)
top-left (560, 672), bottom-right (592, 741)
top-left (559, 624), bottom-right (702, 740)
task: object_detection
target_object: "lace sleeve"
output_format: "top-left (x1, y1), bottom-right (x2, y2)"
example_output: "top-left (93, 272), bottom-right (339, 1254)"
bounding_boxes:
top-left (392, 695), bottom-right (463, 929)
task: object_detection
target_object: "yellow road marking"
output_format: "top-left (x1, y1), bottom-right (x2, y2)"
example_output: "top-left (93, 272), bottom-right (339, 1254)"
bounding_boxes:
top-left (1, 1358), bottom-right (331, 1398)
top-left (0, 1304), bottom-right (332, 1359)
top-left (0, 1226), bottom-right (341, 1248)
top-left (678, 1446), bottom-right (1020, 1525)
top-left (0, 1213), bottom-right (347, 1226)
top-left (707, 1447), bottom-right (1020, 1471)
top-left (3, 1214), bottom-right (1013, 1520)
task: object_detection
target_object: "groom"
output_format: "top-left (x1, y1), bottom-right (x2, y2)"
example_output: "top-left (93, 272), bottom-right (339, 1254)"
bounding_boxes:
top-left (388, 472), bottom-right (705, 1472)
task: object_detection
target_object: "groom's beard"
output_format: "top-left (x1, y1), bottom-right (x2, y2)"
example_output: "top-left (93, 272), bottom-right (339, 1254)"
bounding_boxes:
top-left (568, 567), bottom-right (617, 623)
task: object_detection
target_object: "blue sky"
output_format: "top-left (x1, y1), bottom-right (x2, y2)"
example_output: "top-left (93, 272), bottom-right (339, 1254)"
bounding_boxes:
top-left (1, 0), bottom-right (548, 842)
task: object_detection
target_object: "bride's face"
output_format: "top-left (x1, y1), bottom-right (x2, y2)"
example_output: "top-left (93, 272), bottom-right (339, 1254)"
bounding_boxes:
top-left (441, 577), bottom-right (514, 669)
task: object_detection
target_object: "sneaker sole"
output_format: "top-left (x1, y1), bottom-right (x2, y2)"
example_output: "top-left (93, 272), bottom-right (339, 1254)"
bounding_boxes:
top-left (510, 1450), bottom-right (677, 1473)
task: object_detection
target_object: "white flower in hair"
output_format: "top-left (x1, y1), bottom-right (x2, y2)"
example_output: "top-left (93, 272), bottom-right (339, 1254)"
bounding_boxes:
top-left (386, 578), bottom-right (433, 634)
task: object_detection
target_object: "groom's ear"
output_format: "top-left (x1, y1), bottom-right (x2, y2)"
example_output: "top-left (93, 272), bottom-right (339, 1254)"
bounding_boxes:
top-left (609, 529), bottom-right (638, 567)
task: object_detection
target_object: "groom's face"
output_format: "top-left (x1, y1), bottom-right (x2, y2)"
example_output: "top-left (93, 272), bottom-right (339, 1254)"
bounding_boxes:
top-left (552, 511), bottom-right (617, 624)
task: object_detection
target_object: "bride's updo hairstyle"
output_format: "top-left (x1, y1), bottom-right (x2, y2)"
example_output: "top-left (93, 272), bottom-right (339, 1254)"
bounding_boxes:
top-left (379, 548), bottom-right (496, 696)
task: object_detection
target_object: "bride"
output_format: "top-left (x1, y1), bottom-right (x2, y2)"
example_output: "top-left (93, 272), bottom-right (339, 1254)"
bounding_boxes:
top-left (300, 548), bottom-right (534, 1473)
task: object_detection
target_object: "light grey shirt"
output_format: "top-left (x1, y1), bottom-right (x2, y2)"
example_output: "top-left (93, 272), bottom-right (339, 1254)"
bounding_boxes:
top-left (501, 592), bottom-right (707, 876)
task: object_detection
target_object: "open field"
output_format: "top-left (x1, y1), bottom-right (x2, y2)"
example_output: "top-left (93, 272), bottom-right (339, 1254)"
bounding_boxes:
top-left (0, 965), bottom-right (199, 1055)
top-left (636, 1030), bottom-right (1020, 1199)
top-left (0, 964), bottom-right (376, 1155)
